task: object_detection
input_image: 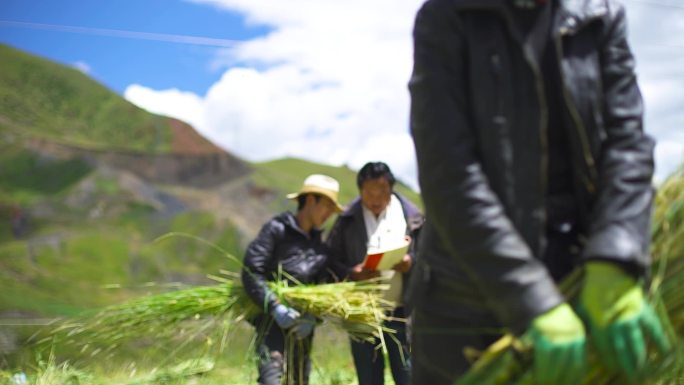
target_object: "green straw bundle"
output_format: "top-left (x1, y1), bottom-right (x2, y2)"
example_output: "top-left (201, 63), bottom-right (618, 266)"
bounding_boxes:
top-left (43, 282), bottom-right (252, 356)
top-left (272, 278), bottom-right (396, 342)
top-left (455, 168), bottom-right (684, 385)
top-left (43, 273), bottom-right (395, 355)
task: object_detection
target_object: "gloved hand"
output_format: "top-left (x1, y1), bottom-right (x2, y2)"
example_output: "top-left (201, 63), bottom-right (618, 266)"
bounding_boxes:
top-left (271, 303), bottom-right (301, 330)
top-left (292, 313), bottom-right (316, 339)
top-left (579, 261), bottom-right (671, 383)
top-left (525, 303), bottom-right (586, 385)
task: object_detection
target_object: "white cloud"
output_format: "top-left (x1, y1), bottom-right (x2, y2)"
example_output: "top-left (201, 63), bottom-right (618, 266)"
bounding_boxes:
top-left (127, 0), bottom-right (423, 188)
top-left (125, 1), bottom-right (684, 190)
top-left (124, 84), bottom-right (205, 129)
top-left (654, 140), bottom-right (684, 184)
top-left (627, 2), bottom-right (684, 183)
top-left (72, 61), bottom-right (91, 74)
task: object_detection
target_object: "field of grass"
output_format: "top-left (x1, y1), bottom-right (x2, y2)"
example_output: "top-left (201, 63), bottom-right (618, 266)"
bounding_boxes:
top-left (1, 322), bottom-right (396, 385)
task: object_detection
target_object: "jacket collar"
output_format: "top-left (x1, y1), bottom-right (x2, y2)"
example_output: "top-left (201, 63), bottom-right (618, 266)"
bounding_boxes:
top-left (281, 211), bottom-right (322, 240)
top-left (339, 196), bottom-right (362, 218)
top-left (556, 0), bottom-right (608, 34)
top-left (339, 193), bottom-right (423, 224)
top-left (449, 0), bottom-right (609, 34)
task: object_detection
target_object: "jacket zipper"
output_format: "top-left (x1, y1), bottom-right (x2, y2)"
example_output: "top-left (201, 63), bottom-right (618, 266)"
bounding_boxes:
top-left (491, 53), bottom-right (518, 210)
top-left (530, 50), bottom-right (549, 242)
top-left (556, 25), bottom-right (598, 194)
top-left (491, 54), bottom-right (504, 115)
top-left (499, 9), bottom-right (549, 249)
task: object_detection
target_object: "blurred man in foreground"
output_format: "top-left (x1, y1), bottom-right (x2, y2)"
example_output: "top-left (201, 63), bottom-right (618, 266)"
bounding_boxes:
top-left (408, 0), bottom-right (671, 384)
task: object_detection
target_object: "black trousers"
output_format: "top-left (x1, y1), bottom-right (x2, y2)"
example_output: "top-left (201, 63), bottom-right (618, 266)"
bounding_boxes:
top-left (254, 321), bottom-right (314, 385)
top-left (411, 227), bottom-right (580, 385)
top-left (350, 307), bottom-right (411, 385)
top-left (411, 307), bottom-right (502, 384)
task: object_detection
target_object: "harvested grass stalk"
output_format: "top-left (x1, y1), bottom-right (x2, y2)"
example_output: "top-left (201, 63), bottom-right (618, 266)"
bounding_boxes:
top-left (41, 282), bottom-right (251, 356)
top-left (272, 277), bottom-right (396, 342)
top-left (456, 168), bottom-right (684, 385)
top-left (42, 275), bottom-right (395, 355)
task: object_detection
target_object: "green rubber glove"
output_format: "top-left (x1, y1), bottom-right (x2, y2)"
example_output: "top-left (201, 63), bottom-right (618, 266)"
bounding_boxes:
top-left (525, 303), bottom-right (586, 385)
top-left (579, 262), bottom-right (671, 383)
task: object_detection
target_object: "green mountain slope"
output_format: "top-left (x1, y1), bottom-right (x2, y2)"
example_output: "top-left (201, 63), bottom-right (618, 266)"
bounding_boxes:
top-left (0, 44), bottom-right (175, 152)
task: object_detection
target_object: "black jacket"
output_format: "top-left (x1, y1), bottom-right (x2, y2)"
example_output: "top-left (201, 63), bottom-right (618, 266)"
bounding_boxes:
top-left (241, 212), bottom-right (333, 314)
top-left (326, 193), bottom-right (425, 305)
top-left (409, 0), bottom-right (655, 333)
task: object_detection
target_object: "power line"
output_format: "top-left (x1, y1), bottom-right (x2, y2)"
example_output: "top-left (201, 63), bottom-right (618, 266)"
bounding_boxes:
top-left (0, 20), bottom-right (243, 48)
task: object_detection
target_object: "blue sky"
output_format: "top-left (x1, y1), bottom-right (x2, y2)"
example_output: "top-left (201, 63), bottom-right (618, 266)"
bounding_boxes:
top-left (0, 0), bottom-right (268, 94)
top-left (1, 0), bottom-right (683, 188)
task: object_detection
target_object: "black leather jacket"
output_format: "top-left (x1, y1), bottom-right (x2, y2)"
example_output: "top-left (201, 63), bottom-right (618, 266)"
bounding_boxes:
top-left (409, 0), bottom-right (655, 333)
top-left (327, 193), bottom-right (425, 305)
top-left (241, 212), bottom-right (333, 314)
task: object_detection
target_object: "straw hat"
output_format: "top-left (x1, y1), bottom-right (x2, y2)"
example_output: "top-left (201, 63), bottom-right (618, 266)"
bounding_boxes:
top-left (286, 174), bottom-right (345, 212)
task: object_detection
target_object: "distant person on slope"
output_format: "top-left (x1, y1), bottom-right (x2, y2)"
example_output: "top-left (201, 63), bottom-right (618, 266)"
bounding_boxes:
top-left (241, 174), bottom-right (344, 385)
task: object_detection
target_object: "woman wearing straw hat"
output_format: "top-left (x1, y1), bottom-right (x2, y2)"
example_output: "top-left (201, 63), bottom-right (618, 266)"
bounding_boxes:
top-left (241, 174), bottom-right (344, 385)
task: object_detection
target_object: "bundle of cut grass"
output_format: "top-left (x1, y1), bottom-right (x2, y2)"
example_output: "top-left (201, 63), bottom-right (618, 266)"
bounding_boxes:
top-left (456, 167), bottom-right (684, 385)
top-left (42, 274), bottom-right (394, 356)
top-left (40, 232), bottom-right (396, 355)
top-left (271, 278), bottom-right (396, 341)
top-left (41, 282), bottom-right (249, 356)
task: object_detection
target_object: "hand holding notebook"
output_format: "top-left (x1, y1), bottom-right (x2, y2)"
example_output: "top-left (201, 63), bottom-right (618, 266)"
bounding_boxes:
top-left (363, 236), bottom-right (411, 271)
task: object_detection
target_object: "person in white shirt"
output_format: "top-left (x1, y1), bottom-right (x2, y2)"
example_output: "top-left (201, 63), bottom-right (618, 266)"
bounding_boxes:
top-left (327, 162), bottom-right (424, 385)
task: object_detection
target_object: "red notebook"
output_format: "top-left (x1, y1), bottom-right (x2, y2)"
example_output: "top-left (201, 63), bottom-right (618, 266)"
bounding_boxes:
top-left (362, 237), bottom-right (411, 271)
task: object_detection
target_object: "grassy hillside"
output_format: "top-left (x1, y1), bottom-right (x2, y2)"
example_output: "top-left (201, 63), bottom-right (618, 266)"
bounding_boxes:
top-left (0, 143), bottom-right (92, 206)
top-left (0, 44), bottom-right (171, 152)
top-left (0, 43), bottom-right (246, 324)
top-left (0, 209), bottom-right (243, 317)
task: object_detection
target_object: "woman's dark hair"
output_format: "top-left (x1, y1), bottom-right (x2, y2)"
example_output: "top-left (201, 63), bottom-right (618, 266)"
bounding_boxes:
top-left (356, 162), bottom-right (396, 189)
top-left (297, 193), bottom-right (322, 211)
